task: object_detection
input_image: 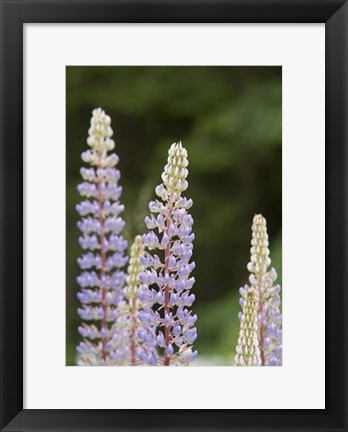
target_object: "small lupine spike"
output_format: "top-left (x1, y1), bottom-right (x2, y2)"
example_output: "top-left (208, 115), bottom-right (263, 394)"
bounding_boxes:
top-left (138, 142), bottom-right (197, 366)
top-left (111, 236), bottom-right (147, 365)
top-left (235, 288), bottom-right (261, 366)
top-left (76, 108), bottom-right (128, 366)
top-left (238, 214), bottom-right (282, 366)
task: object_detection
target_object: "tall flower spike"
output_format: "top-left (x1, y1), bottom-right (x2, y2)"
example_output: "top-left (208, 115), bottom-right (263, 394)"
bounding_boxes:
top-left (138, 142), bottom-right (198, 366)
top-left (76, 108), bottom-right (128, 366)
top-left (235, 288), bottom-right (261, 366)
top-left (238, 214), bottom-right (282, 366)
top-left (110, 236), bottom-right (146, 365)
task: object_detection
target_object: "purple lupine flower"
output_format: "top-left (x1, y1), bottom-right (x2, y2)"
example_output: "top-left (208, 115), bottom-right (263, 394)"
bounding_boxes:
top-left (76, 108), bottom-right (128, 366)
top-left (237, 214), bottom-right (282, 366)
top-left (109, 236), bottom-right (148, 365)
top-left (138, 142), bottom-right (198, 366)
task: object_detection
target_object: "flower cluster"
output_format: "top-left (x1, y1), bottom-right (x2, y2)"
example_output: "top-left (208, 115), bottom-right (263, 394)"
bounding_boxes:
top-left (235, 288), bottom-right (261, 366)
top-left (236, 214), bottom-right (282, 366)
top-left (76, 108), bottom-right (128, 365)
top-left (138, 142), bottom-right (198, 366)
top-left (111, 236), bottom-right (146, 365)
top-left (74, 110), bottom-right (282, 368)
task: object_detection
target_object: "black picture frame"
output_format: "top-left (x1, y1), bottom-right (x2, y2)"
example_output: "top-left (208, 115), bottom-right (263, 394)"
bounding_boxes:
top-left (0, 0), bottom-right (347, 431)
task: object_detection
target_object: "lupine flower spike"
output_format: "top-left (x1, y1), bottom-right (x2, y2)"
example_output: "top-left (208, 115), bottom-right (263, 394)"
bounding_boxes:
top-left (138, 142), bottom-right (198, 366)
top-left (235, 288), bottom-right (261, 366)
top-left (76, 108), bottom-right (128, 365)
top-left (111, 236), bottom-right (146, 365)
top-left (238, 214), bottom-right (282, 366)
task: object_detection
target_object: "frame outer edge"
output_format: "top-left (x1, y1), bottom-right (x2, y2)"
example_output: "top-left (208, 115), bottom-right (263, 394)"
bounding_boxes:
top-left (0, 0), bottom-right (24, 430)
top-left (0, 0), bottom-right (347, 431)
top-left (326, 2), bottom-right (348, 430)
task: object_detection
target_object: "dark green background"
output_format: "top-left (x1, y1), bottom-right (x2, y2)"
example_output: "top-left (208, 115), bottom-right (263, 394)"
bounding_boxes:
top-left (66, 66), bottom-right (282, 366)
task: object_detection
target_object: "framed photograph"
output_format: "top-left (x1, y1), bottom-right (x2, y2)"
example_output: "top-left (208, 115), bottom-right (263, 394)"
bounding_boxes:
top-left (0, 0), bottom-right (347, 431)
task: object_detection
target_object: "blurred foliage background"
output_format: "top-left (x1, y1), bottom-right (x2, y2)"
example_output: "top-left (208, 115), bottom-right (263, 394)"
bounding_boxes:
top-left (66, 66), bottom-right (282, 366)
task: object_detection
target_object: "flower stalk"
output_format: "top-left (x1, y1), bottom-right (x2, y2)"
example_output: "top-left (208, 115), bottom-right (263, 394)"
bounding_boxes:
top-left (76, 108), bottom-right (128, 365)
top-left (235, 287), bottom-right (261, 366)
top-left (112, 235), bottom-right (146, 365)
top-left (138, 142), bottom-right (198, 366)
top-left (237, 214), bottom-right (282, 366)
